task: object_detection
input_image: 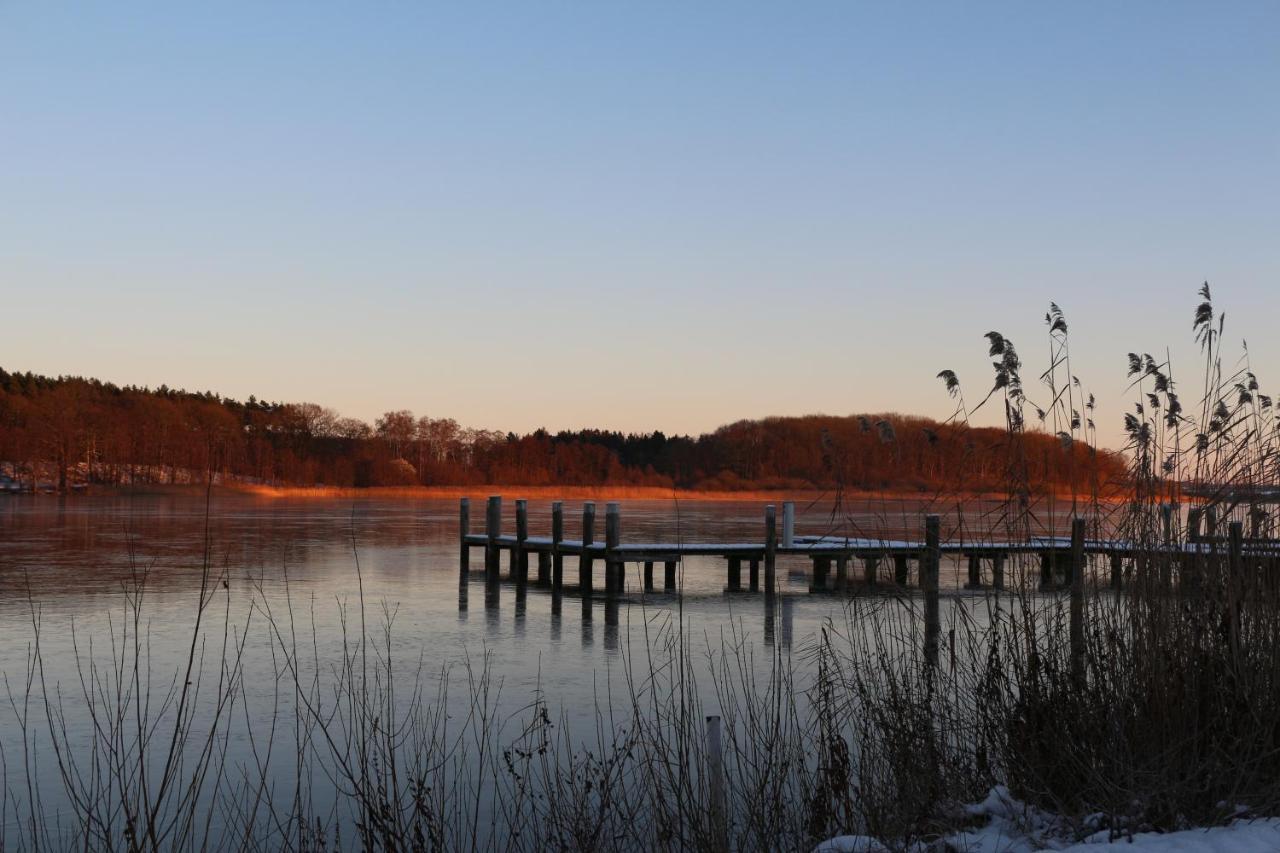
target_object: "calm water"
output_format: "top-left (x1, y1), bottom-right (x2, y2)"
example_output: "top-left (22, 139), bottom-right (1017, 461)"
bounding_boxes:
top-left (0, 491), bottom-right (1061, 841)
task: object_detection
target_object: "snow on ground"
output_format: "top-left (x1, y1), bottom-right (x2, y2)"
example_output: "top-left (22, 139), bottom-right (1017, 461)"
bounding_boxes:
top-left (815, 786), bottom-right (1280, 852)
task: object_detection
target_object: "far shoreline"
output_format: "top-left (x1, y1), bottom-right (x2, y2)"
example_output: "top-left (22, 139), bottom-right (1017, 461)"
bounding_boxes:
top-left (34, 482), bottom-right (1126, 505)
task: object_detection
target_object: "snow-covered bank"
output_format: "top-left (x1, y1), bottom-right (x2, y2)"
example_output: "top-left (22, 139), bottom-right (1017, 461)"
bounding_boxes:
top-left (815, 787), bottom-right (1280, 852)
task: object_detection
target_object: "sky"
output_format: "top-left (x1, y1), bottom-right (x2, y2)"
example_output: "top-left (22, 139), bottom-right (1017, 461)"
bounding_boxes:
top-left (2, 2), bottom-right (1277, 447)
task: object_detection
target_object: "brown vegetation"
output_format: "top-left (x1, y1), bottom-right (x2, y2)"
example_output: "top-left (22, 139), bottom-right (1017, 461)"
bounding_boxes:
top-left (0, 369), bottom-right (1126, 494)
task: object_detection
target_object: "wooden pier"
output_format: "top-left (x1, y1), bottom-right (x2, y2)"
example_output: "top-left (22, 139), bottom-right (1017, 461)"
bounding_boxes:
top-left (458, 496), bottom-right (1280, 598)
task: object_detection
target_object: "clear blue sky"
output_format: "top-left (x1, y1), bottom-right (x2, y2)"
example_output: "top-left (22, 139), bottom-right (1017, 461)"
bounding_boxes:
top-left (3, 3), bottom-right (1277, 446)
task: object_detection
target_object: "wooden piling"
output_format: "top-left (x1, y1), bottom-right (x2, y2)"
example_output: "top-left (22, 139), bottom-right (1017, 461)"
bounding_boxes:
top-left (764, 504), bottom-right (777, 596)
top-left (1039, 551), bottom-right (1054, 590)
top-left (537, 551), bottom-right (551, 586)
top-left (894, 554), bottom-right (909, 585)
top-left (1070, 517), bottom-right (1085, 685)
top-left (1110, 551), bottom-right (1122, 590)
top-left (864, 555), bottom-right (879, 587)
top-left (923, 515), bottom-right (941, 668)
top-left (514, 499), bottom-right (529, 584)
top-left (749, 557), bottom-right (760, 591)
top-left (727, 556), bottom-right (742, 591)
top-left (605, 502), bottom-right (621, 596)
top-left (965, 553), bottom-right (982, 589)
top-left (484, 496), bottom-right (502, 581)
top-left (459, 497), bottom-right (471, 575)
top-left (643, 561), bottom-right (654, 591)
top-left (664, 559), bottom-right (677, 591)
top-left (706, 715), bottom-right (727, 852)
top-left (580, 502), bottom-right (595, 596)
top-left (992, 552), bottom-right (1005, 590)
top-left (551, 502), bottom-right (564, 590)
top-left (1228, 521), bottom-right (1243, 659)
top-left (834, 555), bottom-right (848, 591)
top-left (781, 501), bottom-right (795, 548)
top-left (1187, 507), bottom-right (1202, 543)
top-left (812, 556), bottom-right (830, 592)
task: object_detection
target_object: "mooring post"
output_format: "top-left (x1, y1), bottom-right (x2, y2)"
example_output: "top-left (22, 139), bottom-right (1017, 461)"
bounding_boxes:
top-left (894, 554), bottom-right (909, 585)
top-left (781, 501), bottom-right (795, 548)
top-left (459, 497), bottom-right (471, 575)
top-left (923, 515), bottom-right (941, 668)
top-left (992, 552), bottom-right (1006, 590)
top-left (514, 499), bottom-right (529, 584)
top-left (664, 559), bottom-right (677, 591)
top-left (580, 502), bottom-right (596, 595)
top-left (643, 560), bottom-right (654, 592)
top-left (764, 504), bottom-right (777, 596)
top-left (484, 496), bottom-right (502, 581)
top-left (706, 715), bottom-right (727, 852)
top-left (1070, 517), bottom-right (1086, 685)
top-left (605, 502), bottom-right (621, 596)
top-left (551, 502), bottom-right (564, 590)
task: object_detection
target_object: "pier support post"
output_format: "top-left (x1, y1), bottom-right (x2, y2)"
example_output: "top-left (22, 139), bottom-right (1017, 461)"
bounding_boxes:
top-left (551, 502), bottom-right (564, 590)
top-left (894, 554), bottom-right (909, 585)
top-left (764, 504), bottom-right (777, 596)
top-left (1110, 551), bottom-right (1122, 591)
top-left (1039, 551), bottom-right (1054, 590)
top-left (864, 555), bottom-right (879, 587)
top-left (580, 502), bottom-right (596, 596)
top-left (835, 556), bottom-right (848, 592)
top-left (514, 499), bottom-right (529, 585)
top-left (537, 551), bottom-right (551, 586)
top-left (727, 556), bottom-right (742, 591)
top-left (1187, 507), bottom-right (1202, 543)
top-left (749, 557), bottom-right (759, 591)
top-left (812, 556), bottom-right (830, 592)
top-left (965, 553), bottom-right (983, 589)
top-left (664, 559), bottom-right (677, 591)
top-left (1070, 518), bottom-right (1086, 686)
top-left (605, 502), bottom-right (621, 596)
top-left (643, 561), bottom-right (654, 592)
top-left (459, 497), bottom-right (470, 575)
top-left (923, 515), bottom-right (941, 668)
top-left (484, 496), bottom-right (502, 582)
top-left (782, 501), bottom-right (795, 548)
top-left (992, 552), bottom-right (1006, 590)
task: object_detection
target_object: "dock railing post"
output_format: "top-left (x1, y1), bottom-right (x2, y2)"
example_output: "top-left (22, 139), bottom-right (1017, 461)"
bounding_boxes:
top-left (551, 502), bottom-right (564, 591)
top-left (459, 497), bottom-right (470, 575)
top-left (605, 502), bottom-right (621, 596)
top-left (923, 515), bottom-right (940, 668)
top-left (484, 496), bottom-right (502, 582)
top-left (764, 504), bottom-right (777, 596)
top-left (515, 499), bottom-right (529, 585)
top-left (1070, 517), bottom-right (1086, 686)
top-left (580, 502), bottom-right (596, 596)
top-left (706, 715), bottom-right (727, 852)
top-left (781, 502), bottom-right (795, 548)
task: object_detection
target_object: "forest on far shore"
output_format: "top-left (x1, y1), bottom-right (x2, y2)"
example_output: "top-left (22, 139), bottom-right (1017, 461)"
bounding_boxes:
top-left (0, 367), bottom-right (1125, 493)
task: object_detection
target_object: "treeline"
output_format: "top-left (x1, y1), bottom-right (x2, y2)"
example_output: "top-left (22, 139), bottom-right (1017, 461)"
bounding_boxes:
top-left (0, 367), bottom-right (1125, 492)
